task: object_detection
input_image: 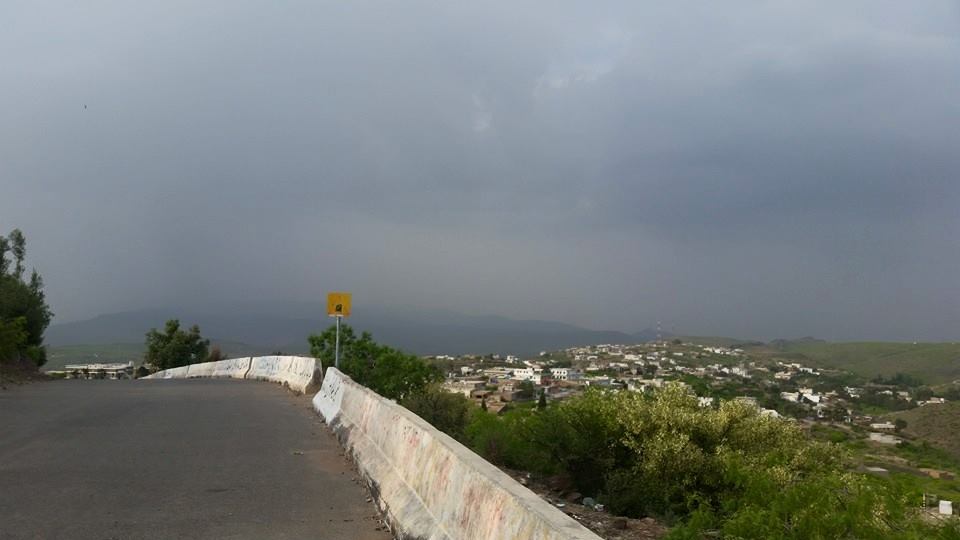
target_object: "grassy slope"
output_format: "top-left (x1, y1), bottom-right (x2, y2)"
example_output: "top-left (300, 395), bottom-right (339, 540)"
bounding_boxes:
top-left (780, 342), bottom-right (960, 385)
top-left (892, 402), bottom-right (960, 460)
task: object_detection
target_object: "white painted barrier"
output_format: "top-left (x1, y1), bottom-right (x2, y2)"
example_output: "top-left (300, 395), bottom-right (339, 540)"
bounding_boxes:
top-left (313, 368), bottom-right (602, 540)
top-left (248, 356), bottom-right (320, 394)
top-left (144, 356), bottom-right (318, 394)
top-left (211, 357), bottom-right (252, 379)
top-left (185, 362), bottom-right (215, 378)
top-left (155, 366), bottom-right (189, 379)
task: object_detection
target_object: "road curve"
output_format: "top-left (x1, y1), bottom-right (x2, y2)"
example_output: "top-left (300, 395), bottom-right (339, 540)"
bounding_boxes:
top-left (0, 379), bottom-right (392, 540)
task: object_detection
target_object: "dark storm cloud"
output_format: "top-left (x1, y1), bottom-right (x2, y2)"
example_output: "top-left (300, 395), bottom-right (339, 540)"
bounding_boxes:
top-left (2, 1), bottom-right (958, 340)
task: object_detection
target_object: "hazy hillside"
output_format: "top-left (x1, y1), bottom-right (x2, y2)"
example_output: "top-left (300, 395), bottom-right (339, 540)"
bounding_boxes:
top-left (45, 340), bottom-right (264, 371)
top-left (777, 341), bottom-right (960, 385)
top-left (45, 304), bottom-right (645, 360)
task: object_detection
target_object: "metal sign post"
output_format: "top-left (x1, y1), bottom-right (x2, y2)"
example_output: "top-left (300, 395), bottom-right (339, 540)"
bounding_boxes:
top-left (334, 314), bottom-right (341, 369)
top-left (327, 292), bottom-right (352, 371)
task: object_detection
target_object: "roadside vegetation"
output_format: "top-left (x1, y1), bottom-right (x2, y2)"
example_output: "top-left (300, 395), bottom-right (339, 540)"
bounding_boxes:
top-left (310, 327), bottom-right (960, 538)
top-left (308, 323), bottom-right (441, 400)
top-left (458, 386), bottom-right (959, 539)
top-left (0, 229), bottom-right (53, 382)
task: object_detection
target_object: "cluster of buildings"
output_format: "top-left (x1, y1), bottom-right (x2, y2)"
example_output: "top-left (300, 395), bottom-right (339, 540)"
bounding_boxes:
top-left (437, 342), bottom-right (787, 415)
top-left (54, 362), bottom-right (135, 380)
top-left (435, 341), bottom-right (953, 434)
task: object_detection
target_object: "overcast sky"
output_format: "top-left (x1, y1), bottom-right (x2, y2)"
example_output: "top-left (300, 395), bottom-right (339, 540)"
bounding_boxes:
top-left (2, 1), bottom-right (959, 340)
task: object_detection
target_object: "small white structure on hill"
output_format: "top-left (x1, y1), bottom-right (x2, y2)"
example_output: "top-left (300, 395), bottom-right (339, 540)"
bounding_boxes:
top-left (64, 362), bottom-right (134, 380)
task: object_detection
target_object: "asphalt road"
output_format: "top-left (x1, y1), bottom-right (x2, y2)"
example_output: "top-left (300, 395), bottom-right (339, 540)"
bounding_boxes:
top-left (0, 379), bottom-right (393, 540)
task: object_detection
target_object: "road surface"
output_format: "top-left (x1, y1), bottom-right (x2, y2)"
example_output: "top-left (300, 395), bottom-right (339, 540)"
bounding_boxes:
top-left (0, 379), bottom-right (392, 540)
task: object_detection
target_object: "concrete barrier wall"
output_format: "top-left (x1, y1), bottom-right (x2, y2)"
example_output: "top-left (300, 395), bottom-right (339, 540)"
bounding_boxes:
top-left (313, 368), bottom-right (602, 540)
top-left (247, 356), bottom-right (319, 394)
top-left (211, 357), bottom-right (252, 378)
top-left (185, 362), bottom-right (215, 378)
top-left (144, 356), bottom-right (317, 393)
top-left (153, 366), bottom-right (189, 379)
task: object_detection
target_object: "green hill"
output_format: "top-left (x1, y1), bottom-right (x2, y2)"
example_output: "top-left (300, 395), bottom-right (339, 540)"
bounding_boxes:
top-left (892, 402), bottom-right (960, 460)
top-left (677, 335), bottom-right (761, 347)
top-left (778, 341), bottom-right (960, 385)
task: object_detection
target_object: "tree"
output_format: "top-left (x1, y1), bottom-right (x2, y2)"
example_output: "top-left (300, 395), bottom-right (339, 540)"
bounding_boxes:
top-left (894, 418), bottom-right (908, 432)
top-left (144, 319), bottom-right (209, 370)
top-left (0, 317), bottom-right (27, 362)
top-left (517, 380), bottom-right (535, 400)
top-left (0, 229), bottom-right (52, 366)
top-left (0, 236), bottom-right (9, 276)
top-left (308, 323), bottom-right (441, 401)
top-left (537, 388), bottom-right (547, 410)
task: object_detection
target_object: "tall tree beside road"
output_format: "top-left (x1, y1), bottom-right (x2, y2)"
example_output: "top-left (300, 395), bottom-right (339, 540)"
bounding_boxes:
top-left (144, 319), bottom-right (209, 370)
top-left (0, 229), bottom-right (53, 367)
top-left (308, 323), bottom-right (441, 401)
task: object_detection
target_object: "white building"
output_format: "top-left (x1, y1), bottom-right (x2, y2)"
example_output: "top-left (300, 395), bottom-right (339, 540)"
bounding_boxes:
top-left (549, 368), bottom-right (581, 381)
top-left (64, 362), bottom-right (134, 380)
top-left (512, 367), bottom-right (542, 384)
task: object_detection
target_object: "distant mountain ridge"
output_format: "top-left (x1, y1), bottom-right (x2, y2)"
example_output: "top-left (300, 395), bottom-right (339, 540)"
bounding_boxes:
top-left (46, 304), bottom-right (657, 357)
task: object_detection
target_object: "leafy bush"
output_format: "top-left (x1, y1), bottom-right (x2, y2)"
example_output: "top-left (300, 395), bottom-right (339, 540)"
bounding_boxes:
top-left (456, 384), bottom-right (960, 538)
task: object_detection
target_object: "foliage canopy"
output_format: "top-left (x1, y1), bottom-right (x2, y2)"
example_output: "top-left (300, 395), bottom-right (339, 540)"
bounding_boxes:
top-left (308, 323), bottom-right (440, 401)
top-left (0, 229), bottom-right (52, 367)
top-left (144, 319), bottom-right (209, 370)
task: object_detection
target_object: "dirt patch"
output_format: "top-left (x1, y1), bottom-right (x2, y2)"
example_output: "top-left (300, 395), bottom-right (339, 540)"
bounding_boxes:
top-left (0, 361), bottom-right (49, 389)
top-left (503, 469), bottom-right (668, 540)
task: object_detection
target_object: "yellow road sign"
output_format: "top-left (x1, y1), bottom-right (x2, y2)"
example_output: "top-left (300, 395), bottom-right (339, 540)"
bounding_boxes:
top-left (327, 292), bottom-right (351, 317)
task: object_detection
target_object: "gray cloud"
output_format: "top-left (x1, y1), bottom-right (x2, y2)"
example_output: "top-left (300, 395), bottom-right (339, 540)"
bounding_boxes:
top-left (2, 1), bottom-right (959, 341)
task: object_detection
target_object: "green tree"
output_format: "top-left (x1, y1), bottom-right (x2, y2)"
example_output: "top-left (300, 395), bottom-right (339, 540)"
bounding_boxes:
top-left (537, 388), bottom-right (547, 410)
top-left (308, 323), bottom-right (441, 401)
top-left (0, 229), bottom-right (53, 366)
top-left (144, 319), bottom-right (209, 370)
top-left (517, 380), bottom-right (535, 399)
top-left (0, 317), bottom-right (28, 361)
